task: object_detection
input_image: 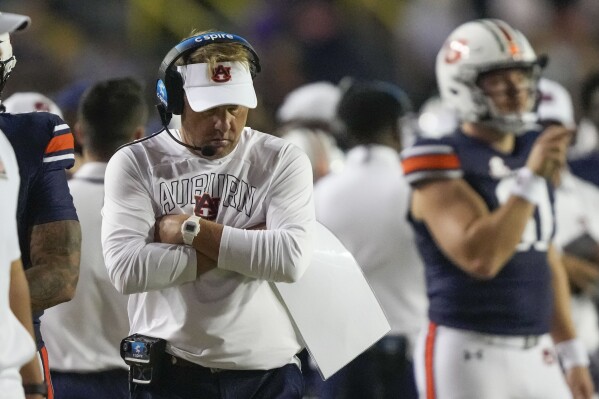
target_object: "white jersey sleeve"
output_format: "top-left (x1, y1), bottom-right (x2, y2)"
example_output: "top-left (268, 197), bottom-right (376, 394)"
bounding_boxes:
top-left (218, 142), bottom-right (315, 282)
top-left (101, 148), bottom-right (197, 294)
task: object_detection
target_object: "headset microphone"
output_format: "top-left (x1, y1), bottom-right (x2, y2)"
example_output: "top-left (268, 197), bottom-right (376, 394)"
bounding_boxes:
top-left (162, 123), bottom-right (218, 157)
top-left (200, 146), bottom-right (216, 157)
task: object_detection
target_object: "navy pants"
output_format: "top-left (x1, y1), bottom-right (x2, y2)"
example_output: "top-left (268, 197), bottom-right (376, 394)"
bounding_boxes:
top-left (50, 368), bottom-right (129, 399)
top-left (130, 356), bottom-right (304, 399)
top-left (302, 336), bottom-right (418, 399)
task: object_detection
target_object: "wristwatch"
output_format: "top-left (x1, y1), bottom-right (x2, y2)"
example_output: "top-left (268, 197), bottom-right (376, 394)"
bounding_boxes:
top-left (181, 215), bottom-right (202, 246)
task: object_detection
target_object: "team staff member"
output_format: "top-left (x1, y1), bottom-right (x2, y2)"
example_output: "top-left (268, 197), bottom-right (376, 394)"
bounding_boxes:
top-left (0, 10), bottom-right (81, 399)
top-left (314, 80), bottom-right (426, 399)
top-left (0, 127), bottom-right (45, 399)
top-left (101, 30), bottom-right (314, 399)
top-left (401, 19), bottom-right (594, 398)
top-left (42, 77), bottom-right (147, 399)
top-left (0, 14), bottom-right (45, 399)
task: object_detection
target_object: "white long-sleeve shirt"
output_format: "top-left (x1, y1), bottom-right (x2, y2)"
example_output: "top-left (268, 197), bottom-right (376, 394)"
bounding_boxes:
top-left (101, 127), bottom-right (314, 370)
top-left (314, 145), bottom-right (428, 348)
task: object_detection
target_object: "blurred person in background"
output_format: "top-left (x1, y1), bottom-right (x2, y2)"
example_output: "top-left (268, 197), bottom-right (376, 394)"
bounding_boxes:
top-left (42, 77), bottom-right (147, 399)
top-left (401, 18), bottom-right (594, 398)
top-left (0, 10), bottom-right (46, 399)
top-left (276, 81), bottom-right (345, 183)
top-left (3, 91), bottom-right (63, 118)
top-left (538, 76), bottom-right (599, 394)
top-left (314, 80), bottom-right (426, 399)
top-left (568, 71), bottom-right (599, 187)
top-left (0, 111), bottom-right (46, 399)
top-left (0, 9), bottom-right (81, 398)
top-left (275, 80), bottom-right (345, 398)
top-left (416, 95), bottom-right (459, 139)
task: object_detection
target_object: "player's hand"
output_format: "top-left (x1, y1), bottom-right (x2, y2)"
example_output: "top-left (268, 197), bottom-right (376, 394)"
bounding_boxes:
top-left (566, 365), bottom-right (595, 399)
top-left (526, 124), bottom-right (573, 180)
top-left (154, 214), bottom-right (189, 244)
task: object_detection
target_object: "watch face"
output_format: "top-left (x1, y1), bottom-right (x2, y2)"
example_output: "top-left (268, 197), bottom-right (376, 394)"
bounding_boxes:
top-left (184, 222), bottom-right (196, 232)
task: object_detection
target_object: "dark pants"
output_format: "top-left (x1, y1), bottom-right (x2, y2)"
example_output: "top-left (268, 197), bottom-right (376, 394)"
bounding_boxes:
top-left (130, 355), bottom-right (304, 399)
top-left (50, 368), bottom-right (129, 399)
top-left (303, 336), bottom-right (417, 399)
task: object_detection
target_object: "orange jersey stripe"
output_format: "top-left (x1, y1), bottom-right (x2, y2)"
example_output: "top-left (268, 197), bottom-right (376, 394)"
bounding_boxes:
top-left (45, 133), bottom-right (74, 155)
top-left (402, 153), bottom-right (460, 175)
top-left (425, 322), bottom-right (437, 399)
top-left (40, 346), bottom-right (55, 399)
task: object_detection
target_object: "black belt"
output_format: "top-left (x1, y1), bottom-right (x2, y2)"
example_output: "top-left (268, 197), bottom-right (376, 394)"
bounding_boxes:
top-left (167, 355), bottom-right (224, 373)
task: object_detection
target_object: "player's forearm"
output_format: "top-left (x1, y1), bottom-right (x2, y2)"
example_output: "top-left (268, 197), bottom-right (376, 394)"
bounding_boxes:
top-left (548, 245), bottom-right (578, 343)
top-left (419, 180), bottom-right (536, 278)
top-left (459, 196), bottom-right (536, 277)
top-left (9, 260), bottom-right (44, 385)
top-left (27, 220), bottom-right (81, 312)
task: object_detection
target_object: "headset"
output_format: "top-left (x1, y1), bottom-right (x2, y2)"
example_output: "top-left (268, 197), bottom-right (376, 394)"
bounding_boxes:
top-left (156, 32), bottom-right (261, 126)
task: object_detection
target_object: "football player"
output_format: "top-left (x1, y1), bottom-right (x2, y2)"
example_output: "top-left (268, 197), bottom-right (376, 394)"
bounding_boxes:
top-left (0, 9), bottom-right (81, 399)
top-left (401, 19), bottom-right (594, 398)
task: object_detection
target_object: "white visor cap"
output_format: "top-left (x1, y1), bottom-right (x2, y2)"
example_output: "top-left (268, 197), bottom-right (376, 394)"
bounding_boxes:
top-left (178, 61), bottom-right (257, 113)
top-left (0, 12), bottom-right (30, 35)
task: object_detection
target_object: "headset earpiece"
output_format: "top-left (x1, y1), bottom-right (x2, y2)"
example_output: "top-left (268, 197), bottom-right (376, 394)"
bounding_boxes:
top-left (156, 32), bottom-right (261, 122)
top-left (164, 68), bottom-right (185, 115)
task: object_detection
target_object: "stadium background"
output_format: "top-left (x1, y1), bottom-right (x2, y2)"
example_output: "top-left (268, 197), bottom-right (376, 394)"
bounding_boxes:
top-left (2, 0), bottom-right (599, 133)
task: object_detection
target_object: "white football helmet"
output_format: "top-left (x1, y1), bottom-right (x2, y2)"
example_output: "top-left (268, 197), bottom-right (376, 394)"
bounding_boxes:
top-left (436, 19), bottom-right (543, 133)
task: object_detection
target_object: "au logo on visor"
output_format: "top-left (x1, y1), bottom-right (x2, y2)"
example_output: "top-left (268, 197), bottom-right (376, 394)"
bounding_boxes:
top-left (212, 65), bottom-right (232, 83)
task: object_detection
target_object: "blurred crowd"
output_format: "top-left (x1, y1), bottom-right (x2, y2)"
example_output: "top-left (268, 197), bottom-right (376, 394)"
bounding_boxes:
top-left (4, 1), bottom-right (599, 398)
top-left (2, 0), bottom-right (599, 135)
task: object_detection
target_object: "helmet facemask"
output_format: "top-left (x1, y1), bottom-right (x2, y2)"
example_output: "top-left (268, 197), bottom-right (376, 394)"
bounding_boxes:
top-left (0, 33), bottom-right (16, 98)
top-left (469, 64), bottom-right (542, 134)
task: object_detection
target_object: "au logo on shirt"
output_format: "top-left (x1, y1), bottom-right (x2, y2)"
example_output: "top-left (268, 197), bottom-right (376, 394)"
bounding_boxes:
top-left (193, 193), bottom-right (220, 220)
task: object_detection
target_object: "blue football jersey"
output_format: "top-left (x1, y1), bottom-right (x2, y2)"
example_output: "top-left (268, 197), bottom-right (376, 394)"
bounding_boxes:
top-left (1, 111), bottom-right (78, 349)
top-left (401, 129), bottom-right (554, 335)
top-left (569, 153), bottom-right (599, 188)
